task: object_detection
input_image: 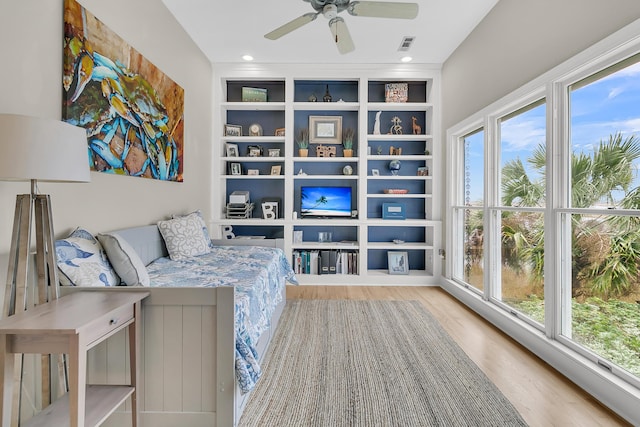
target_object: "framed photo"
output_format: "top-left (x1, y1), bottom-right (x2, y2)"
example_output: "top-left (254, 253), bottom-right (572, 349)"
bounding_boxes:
top-left (270, 165), bottom-right (282, 175)
top-left (309, 115), bottom-right (342, 144)
top-left (224, 124), bottom-right (242, 137)
top-left (230, 163), bottom-right (242, 175)
top-left (385, 83), bottom-right (408, 103)
top-left (242, 87), bottom-right (267, 102)
top-left (247, 169), bottom-right (259, 175)
top-left (226, 143), bottom-right (239, 157)
top-left (268, 148), bottom-right (280, 157)
top-left (248, 145), bottom-right (262, 157)
top-left (371, 169), bottom-right (380, 176)
top-left (275, 128), bottom-right (286, 137)
top-left (417, 167), bottom-right (429, 176)
top-left (388, 251), bottom-right (409, 275)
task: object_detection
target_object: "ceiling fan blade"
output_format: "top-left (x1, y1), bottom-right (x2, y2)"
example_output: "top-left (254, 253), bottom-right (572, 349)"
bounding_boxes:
top-left (347, 1), bottom-right (419, 19)
top-left (329, 17), bottom-right (355, 55)
top-left (264, 12), bottom-right (318, 40)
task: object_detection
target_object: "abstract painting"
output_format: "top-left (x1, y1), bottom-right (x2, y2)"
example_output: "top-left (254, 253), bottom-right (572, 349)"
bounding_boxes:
top-left (62, 0), bottom-right (184, 181)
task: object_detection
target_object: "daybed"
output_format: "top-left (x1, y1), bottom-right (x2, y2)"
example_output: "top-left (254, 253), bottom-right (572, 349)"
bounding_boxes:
top-left (58, 221), bottom-right (297, 427)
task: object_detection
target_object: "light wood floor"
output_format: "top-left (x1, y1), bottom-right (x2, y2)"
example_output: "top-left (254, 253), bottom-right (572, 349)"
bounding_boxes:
top-left (286, 285), bottom-right (631, 427)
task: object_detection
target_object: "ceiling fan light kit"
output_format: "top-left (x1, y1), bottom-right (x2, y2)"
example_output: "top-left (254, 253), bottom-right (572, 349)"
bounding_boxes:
top-left (264, 0), bottom-right (419, 54)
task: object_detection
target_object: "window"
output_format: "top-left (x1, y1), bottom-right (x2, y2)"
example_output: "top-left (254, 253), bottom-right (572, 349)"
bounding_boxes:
top-left (451, 129), bottom-right (484, 292)
top-left (561, 60), bottom-right (640, 379)
top-left (447, 26), bottom-right (640, 396)
top-left (495, 101), bottom-right (546, 323)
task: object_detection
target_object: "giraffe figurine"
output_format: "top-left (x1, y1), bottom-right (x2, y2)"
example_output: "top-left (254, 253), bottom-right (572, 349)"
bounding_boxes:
top-left (411, 116), bottom-right (422, 135)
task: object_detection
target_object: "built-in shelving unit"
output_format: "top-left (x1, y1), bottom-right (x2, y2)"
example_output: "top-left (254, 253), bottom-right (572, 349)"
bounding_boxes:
top-left (212, 65), bottom-right (441, 285)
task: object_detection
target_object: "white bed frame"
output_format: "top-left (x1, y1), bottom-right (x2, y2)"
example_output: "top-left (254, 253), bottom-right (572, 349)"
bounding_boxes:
top-left (59, 225), bottom-right (286, 427)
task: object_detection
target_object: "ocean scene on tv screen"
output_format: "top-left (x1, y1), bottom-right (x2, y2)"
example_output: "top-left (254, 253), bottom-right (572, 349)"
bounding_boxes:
top-left (301, 186), bottom-right (352, 217)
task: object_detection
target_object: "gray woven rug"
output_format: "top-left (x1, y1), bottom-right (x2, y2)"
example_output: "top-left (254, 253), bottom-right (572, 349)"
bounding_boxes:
top-left (239, 300), bottom-right (528, 427)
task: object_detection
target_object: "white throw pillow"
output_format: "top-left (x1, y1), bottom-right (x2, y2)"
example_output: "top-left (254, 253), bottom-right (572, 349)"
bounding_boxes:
top-left (97, 233), bottom-right (150, 286)
top-left (157, 214), bottom-right (211, 260)
top-left (55, 228), bottom-right (120, 287)
top-left (172, 210), bottom-right (214, 249)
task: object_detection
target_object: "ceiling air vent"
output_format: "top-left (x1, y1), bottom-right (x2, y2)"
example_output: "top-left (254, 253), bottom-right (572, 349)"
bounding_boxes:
top-left (398, 36), bottom-right (415, 52)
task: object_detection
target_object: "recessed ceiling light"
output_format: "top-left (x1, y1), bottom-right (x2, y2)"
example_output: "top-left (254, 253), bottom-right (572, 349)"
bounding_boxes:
top-left (242, 55), bottom-right (254, 61)
top-left (401, 56), bottom-right (412, 63)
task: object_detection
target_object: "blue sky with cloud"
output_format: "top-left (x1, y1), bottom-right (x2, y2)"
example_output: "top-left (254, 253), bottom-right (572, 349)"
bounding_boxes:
top-left (465, 60), bottom-right (640, 203)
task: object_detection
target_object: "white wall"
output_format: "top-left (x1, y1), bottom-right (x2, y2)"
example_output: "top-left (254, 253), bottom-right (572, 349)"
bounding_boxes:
top-left (0, 0), bottom-right (212, 261)
top-left (442, 0), bottom-right (640, 131)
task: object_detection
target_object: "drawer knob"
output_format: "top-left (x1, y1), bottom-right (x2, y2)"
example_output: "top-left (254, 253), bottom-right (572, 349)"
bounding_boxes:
top-left (109, 318), bottom-right (118, 325)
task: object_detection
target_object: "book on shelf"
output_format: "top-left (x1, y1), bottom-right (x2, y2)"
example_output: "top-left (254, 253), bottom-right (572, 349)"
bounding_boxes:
top-left (293, 249), bottom-right (358, 275)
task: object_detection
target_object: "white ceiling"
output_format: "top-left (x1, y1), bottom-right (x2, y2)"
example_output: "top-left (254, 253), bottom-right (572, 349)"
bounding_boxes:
top-left (162, 0), bottom-right (498, 64)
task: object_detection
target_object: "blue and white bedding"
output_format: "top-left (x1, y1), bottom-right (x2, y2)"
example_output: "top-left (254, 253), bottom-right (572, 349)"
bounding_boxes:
top-left (146, 245), bottom-right (298, 394)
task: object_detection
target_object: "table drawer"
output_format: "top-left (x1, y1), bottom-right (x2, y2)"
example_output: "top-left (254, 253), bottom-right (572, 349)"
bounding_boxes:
top-left (85, 304), bottom-right (134, 345)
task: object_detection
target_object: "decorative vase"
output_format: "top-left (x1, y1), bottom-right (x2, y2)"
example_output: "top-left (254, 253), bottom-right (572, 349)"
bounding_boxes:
top-left (343, 149), bottom-right (353, 157)
top-left (389, 159), bottom-right (402, 176)
top-left (299, 148), bottom-right (308, 157)
top-left (323, 85), bottom-right (332, 102)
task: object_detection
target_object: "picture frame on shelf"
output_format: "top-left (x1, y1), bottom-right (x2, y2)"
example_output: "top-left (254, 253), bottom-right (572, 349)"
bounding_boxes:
top-left (226, 143), bottom-right (239, 157)
top-left (224, 124), bottom-right (242, 137)
top-left (388, 251), bottom-right (409, 275)
top-left (247, 169), bottom-right (259, 175)
top-left (248, 146), bottom-right (262, 157)
top-left (275, 128), bottom-right (286, 137)
top-left (371, 169), bottom-right (380, 176)
top-left (417, 167), bottom-right (429, 176)
top-left (241, 87), bottom-right (267, 102)
top-left (270, 165), bottom-right (282, 175)
top-left (268, 148), bottom-right (280, 157)
top-left (309, 115), bottom-right (342, 144)
top-left (385, 83), bottom-right (408, 103)
top-left (230, 163), bottom-right (242, 175)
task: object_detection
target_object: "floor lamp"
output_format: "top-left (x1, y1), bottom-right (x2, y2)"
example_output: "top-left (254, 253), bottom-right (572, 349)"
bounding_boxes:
top-left (0, 113), bottom-right (90, 420)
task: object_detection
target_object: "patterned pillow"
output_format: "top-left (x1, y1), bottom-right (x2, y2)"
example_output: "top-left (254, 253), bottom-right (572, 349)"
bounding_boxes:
top-left (158, 214), bottom-right (211, 260)
top-left (172, 210), bottom-right (214, 248)
top-left (55, 228), bottom-right (120, 287)
top-left (97, 233), bottom-right (150, 286)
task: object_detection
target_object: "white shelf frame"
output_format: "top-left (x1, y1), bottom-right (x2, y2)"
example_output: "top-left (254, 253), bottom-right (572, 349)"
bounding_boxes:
top-left (212, 65), bottom-right (442, 285)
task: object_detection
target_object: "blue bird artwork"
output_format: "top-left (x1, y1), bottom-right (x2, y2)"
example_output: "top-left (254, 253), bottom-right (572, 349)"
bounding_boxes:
top-left (55, 240), bottom-right (93, 267)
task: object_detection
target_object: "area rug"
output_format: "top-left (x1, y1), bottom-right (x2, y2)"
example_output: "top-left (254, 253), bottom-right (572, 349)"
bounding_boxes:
top-left (238, 300), bottom-right (528, 426)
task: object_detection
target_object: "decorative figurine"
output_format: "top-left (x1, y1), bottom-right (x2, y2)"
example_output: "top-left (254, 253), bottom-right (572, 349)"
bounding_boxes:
top-left (323, 85), bottom-right (332, 102)
top-left (373, 111), bottom-right (382, 135)
top-left (308, 93), bottom-right (317, 102)
top-left (376, 145), bottom-right (383, 155)
top-left (390, 116), bottom-right (403, 135)
top-left (411, 116), bottom-right (422, 135)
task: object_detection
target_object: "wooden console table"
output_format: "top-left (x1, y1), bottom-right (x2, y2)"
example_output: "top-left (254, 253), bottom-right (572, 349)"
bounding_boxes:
top-left (0, 290), bottom-right (149, 427)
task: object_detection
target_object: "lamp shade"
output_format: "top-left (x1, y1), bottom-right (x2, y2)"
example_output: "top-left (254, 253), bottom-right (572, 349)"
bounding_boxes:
top-left (0, 114), bottom-right (90, 183)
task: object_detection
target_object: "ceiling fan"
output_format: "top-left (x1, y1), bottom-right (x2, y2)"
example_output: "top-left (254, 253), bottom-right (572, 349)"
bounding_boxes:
top-left (264, 0), bottom-right (419, 54)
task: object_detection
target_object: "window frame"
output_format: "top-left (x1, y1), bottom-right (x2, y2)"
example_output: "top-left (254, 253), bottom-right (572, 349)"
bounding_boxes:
top-left (445, 20), bottom-right (640, 395)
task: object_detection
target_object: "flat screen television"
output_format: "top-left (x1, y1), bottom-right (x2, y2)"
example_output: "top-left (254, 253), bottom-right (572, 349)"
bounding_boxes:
top-left (300, 186), bottom-right (352, 218)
